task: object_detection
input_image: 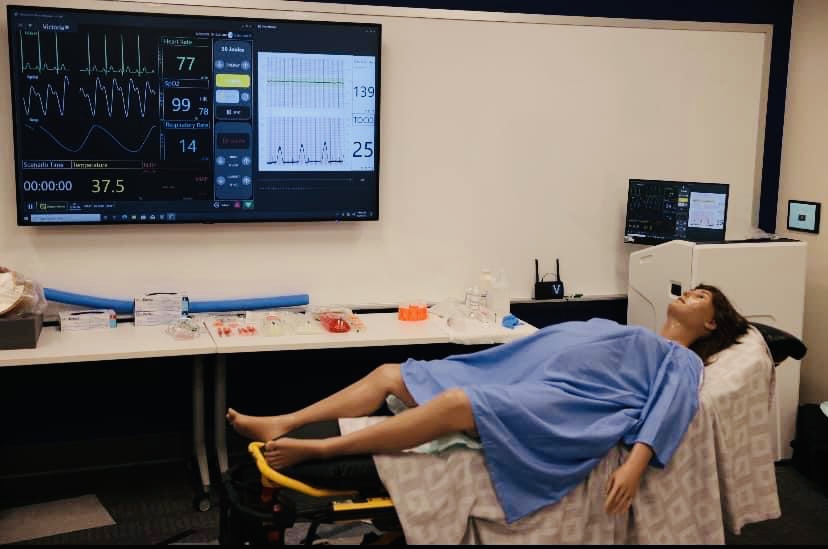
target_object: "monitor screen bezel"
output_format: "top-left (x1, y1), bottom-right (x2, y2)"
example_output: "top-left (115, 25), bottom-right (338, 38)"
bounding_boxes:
top-left (7, 4), bottom-right (382, 226)
top-left (623, 179), bottom-right (730, 245)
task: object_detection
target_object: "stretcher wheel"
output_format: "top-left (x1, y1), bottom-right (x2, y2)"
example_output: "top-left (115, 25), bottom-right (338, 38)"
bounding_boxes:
top-left (195, 494), bottom-right (211, 512)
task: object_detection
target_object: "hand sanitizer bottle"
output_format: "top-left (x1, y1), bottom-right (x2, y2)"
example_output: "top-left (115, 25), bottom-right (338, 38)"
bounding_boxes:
top-left (479, 269), bottom-right (494, 308)
top-left (488, 269), bottom-right (511, 318)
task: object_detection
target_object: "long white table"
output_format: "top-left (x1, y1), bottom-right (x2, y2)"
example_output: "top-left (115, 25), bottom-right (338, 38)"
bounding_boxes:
top-left (206, 312), bottom-right (537, 473)
top-left (0, 323), bottom-right (217, 510)
top-left (0, 312), bottom-right (538, 501)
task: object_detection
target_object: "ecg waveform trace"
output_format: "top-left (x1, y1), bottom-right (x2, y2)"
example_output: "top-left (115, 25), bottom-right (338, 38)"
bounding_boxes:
top-left (81, 33), bottom-right (156, 76)
top-left (79, 76), bottom-right (157, 119)
top-left (264, 117), bottom-right (345, 167)
top-left (25, 123), bottom-right (158, 154)
top-left (260, 53), bottom-right (345, 110)
top-left (22, 75), bottom-right (157, 119)
top-left (19, 31), bottom-right (69, 73)
top-left (22, 75), bottom-right (70, 117)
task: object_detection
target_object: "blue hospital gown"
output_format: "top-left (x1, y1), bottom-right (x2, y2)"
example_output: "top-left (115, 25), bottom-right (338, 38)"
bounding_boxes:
top-left (400, 318), bottom-right (703, 523)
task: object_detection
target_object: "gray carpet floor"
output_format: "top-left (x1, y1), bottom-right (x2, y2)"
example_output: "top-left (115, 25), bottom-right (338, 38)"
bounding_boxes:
top-left (0, 461), bottom-right (825, 545)
top-left (725, 463), bottom-right (826, 545)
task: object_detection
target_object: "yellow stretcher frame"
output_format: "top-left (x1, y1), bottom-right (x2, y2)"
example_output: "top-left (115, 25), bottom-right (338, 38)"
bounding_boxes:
top-left (247, 442), bottom-right (395, 513)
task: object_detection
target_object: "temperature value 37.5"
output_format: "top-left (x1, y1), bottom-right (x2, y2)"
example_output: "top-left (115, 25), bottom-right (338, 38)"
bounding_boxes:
top-left (91, 178), bottom-right (125, 193)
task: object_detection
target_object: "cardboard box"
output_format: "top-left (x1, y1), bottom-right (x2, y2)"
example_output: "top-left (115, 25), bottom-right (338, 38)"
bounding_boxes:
top-left (134, 293), bottom-right (188, 327)
top-left (59, 309), bottom-right (117, 331)
top-left (0, 313), bottom-right (43, 350)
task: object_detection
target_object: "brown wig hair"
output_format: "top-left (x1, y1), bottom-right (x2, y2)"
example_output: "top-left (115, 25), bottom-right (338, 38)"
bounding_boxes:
top-left (688, 284), bottom-right (750, 364)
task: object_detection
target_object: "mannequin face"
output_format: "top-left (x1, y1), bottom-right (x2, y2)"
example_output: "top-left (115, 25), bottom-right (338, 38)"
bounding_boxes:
top-left (667, 288), bottom-right (717, 334)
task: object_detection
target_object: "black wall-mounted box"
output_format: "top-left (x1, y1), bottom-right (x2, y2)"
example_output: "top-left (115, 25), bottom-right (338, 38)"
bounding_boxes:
top-left (0, 313), bottom-right (43, 350)
top-left (534, 281), bottom-right (565, 300)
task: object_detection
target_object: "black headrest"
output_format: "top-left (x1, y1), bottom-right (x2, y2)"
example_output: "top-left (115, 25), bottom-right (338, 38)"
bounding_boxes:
top-left (750, 322), bottom-right (807, 363)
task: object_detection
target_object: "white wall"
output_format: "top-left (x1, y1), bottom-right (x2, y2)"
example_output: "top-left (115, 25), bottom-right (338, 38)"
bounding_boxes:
top-left (779, 0), bottom-right (828, 404)
top-left (0, 0), bottom-right (771, 307)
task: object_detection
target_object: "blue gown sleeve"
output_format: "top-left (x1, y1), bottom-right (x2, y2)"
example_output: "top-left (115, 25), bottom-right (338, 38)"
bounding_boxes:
top-left (622, 344), bottom-right (703, 467)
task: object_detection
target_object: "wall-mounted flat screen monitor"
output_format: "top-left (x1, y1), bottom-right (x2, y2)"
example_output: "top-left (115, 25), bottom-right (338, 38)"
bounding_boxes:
top-left (7, 5), bottom-right (381, 225)
top-left (624, 179), bottom-right (729, 245)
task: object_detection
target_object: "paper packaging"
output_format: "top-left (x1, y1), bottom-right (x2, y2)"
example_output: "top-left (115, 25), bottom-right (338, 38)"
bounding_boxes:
top-left (134, 292), bottom-right (189, 327)
top-left (135, 310), bottom-right (182, 327)
top-left (59, 309), bottom-right (117, 331)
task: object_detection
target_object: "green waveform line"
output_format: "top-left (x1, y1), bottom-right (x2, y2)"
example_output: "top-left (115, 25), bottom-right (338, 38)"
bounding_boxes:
top-left (266, 79), bottom-right (344, 85)
top-left (19, 31), bottom-right (69, 73)
top-left (82, 33), bottom-right (156, 76)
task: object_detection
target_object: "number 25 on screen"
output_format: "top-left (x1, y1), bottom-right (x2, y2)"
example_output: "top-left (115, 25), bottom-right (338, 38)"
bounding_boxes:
top-left (353, 141), bottom-right (373, 158)
top-left (91, 179), bottom-right (125, 193)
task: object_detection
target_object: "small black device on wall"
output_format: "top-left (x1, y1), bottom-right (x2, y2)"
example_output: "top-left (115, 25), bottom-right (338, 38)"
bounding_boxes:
top-left (534, 258), bottom-right (565, 300)
top-left (787, 200), bottom-right (821, 234)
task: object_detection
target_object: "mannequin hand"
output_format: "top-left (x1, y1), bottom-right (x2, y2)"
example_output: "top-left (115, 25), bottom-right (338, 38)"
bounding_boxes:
top-left (604, 462), bottom-right (643, 514)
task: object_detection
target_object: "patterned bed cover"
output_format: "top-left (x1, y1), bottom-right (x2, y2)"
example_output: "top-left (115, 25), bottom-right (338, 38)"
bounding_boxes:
top-left (339, 327), bottom-right (781, 544)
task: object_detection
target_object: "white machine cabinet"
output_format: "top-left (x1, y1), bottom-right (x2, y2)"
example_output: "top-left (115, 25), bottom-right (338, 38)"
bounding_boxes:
top-left (628, 239), bottom-right (807, 461)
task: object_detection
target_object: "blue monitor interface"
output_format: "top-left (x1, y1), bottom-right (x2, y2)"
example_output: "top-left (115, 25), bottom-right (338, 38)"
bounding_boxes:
top-left (624, 179), bottom-right (729, 244)
top-left (7, 5), bottom-right (380, 225)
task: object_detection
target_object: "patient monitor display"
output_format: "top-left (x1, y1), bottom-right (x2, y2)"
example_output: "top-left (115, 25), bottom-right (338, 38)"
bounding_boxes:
top-left (7, 6), bottom-right (380, 225)
top-left (624, 179), bottom-right (729, 245)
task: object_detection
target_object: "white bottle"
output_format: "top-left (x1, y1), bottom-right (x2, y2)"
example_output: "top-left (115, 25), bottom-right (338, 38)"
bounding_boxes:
top-left (489, 269), bottom-right (511, 318)
top-left (465, 286), bottom-right (484, 311)
top-left (479, 269), bottom-right (495, 308)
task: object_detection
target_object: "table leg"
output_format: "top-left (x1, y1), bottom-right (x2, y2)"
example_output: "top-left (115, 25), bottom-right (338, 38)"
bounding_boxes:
top-left (215, 354), bottom-right (228, 473)
top-left (192, 356), bottom-right (211, 511)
